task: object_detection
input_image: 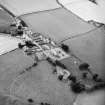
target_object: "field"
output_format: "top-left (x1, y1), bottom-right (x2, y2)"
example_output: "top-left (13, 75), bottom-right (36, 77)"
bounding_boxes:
top-left (21, 7), bottom-right (105, 80)
top-left (0, 10), bottom-right (13, 34)
top-left (58, 0), bottom-right (105, 23)
top-left (0, 35), bottom-right (22, 55)
top-left (62, 27), bottom-right (105, 80)
top-left (0, 48), bottom-right (104, 105)
top-left (0, 3), bottom-right (105, 105)
top-left (0, 0), bottom-right (60, 16)
top-left (21, 8), bottom-right (95, 42)
top-left (0, 49), bottom-right (76, 105)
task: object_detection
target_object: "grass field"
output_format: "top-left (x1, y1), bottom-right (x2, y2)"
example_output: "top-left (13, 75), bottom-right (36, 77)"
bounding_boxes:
top-left (0, 2), bottom-right (105, 105)
top-left (0, 49), bottom-right (76, 105)
top-left (75, 89), bottom-right (105, 105)
top-left (0, 35), bottom-right (22, 55)
top-left (21, 7), bottom-right (105, 80)
top-left (0, 48), bottom-right (104, 105)
top-left (58, 0), bottom-right (105, 23)
top-left (0, 0), bottom-right (60, 16)
top-left (0, 49), bottom-right (33, 93)
top-left (63, 27), bottom-right (105, 80)
top-left (21, 8), bottom-right (95, 42)
top-left (0, 10), bottom-right (14, 34)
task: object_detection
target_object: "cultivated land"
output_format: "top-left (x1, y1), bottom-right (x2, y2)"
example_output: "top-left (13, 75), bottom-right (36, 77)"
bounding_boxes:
top-left (62, 27), bottom-right (105, 81)
top-left (21, 7), bottom-right (105, 80)
top-left (74, 89), bottom-right (105, 105)
top-left (0, 49), bottom-right (76, 105)
top-left (0, 10), bottom-right (13, 34)
top-left (0, 0), bottom-right (60, 16)
top-left (58, 0), bottom-right (105, 23)
top-left (0, 35), bottom-right (22, 55)
top-left (21, 8), bottom-right (95, 42)
top-left (0, 49), bottom-right (104, 105)
top-left (0, 1), bottom-right (105, 105)
top-left (0, 49), bottom-right (33, 94)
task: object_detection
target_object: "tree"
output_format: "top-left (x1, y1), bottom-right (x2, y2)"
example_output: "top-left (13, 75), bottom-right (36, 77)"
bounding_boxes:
top-left (79, 63), bottom-right (90, 70)
top-left (46, 57), bottom-right (56, 66)
top-left (79, 63), bottom-right (103, 82)
top-left (92, 74), bottom-right (103, 82)
top-left (17, 30), bottom-right (23, 36)
top-left (20, 20), bottom-right (28, 27)
top-left (25, 41), bottom-right (35, 48)
top-left (58, 75), bottom-right (63, 81)
top-left (68, 75), bottom-right (77, 83)
top-left (27, 98), bottom-right (34, 103)
top-left (40, 102), bottom-right (51, 105)
top-left (55, 60), bottom-right (67, 69)
top-left (61, 44), bottom-right (69, 53)
top-left (70, 82), bottom-right (85, 93)
top-left (88, 0), bottom-right (97, 5)
top-left (78, 63), bottom-right (93, 75)
top-left (93, 82), bottom-right (105, 90)
top-left (82, 72), bottom-right (88, 79)
top-left (18, 43), bottom-right (24, 49)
